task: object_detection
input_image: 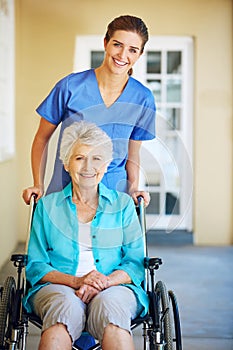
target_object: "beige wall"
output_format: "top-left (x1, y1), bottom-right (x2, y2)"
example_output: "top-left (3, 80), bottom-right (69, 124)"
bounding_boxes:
top-left (0, 160), bottom-right (19, 266)
top-left (0, 0), bottom-right (232, 268)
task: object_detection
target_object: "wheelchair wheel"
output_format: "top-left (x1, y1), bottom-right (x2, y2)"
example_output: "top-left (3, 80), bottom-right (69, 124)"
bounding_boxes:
top-left (168, 290), bottom-right (182, 350)
top-left (155, 281), bottom-right (173, 350)
top-left (0, 276), bottom-right (16, 349)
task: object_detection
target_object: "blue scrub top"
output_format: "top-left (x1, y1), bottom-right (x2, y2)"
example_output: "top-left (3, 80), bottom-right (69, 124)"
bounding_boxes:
top-left (36, 69), bottom-right (156, 193)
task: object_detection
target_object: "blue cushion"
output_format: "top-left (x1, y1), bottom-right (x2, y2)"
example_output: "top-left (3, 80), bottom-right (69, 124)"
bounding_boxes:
top-left (74, 333), bottom-right (96, 349)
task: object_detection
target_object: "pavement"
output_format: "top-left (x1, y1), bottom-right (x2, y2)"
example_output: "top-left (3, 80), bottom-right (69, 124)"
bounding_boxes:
top-left (0, 231), bottom-right (233, 350)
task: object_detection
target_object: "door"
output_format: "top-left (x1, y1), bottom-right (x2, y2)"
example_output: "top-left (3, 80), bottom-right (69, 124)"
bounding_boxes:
top-left (74, 35), bottom-right (193, 232)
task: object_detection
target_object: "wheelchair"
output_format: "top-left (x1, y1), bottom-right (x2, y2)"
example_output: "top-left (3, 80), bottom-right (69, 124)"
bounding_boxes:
top-left (0, 196), bottom-right (182, 350)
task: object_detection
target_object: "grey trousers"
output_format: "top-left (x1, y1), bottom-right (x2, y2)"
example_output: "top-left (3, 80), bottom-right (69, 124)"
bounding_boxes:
top-left (30, 284), bottom-right (140, 343)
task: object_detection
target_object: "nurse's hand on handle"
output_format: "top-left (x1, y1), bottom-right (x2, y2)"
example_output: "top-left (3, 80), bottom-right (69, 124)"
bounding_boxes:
top-left (22, 185), bottom-right (43, 205)
top-left (131, 190), bottom-right (150, 207)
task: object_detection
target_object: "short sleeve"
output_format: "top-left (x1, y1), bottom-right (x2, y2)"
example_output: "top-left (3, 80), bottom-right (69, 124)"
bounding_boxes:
top-left (36, 74), bottom-right (72, 125)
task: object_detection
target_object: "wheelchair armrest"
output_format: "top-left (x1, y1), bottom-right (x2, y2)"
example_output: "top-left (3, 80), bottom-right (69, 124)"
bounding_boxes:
top-left (11, 254), bottom-right (28, 267)
top-left (144, 257), bottom-right (162, 270)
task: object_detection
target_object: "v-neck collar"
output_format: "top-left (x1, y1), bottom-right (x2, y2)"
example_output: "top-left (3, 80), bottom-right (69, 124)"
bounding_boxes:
top-left (91, 69), bottom-right (130, 109)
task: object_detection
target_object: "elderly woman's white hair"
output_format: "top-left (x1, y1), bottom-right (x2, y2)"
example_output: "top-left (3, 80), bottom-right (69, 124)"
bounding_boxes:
top-left (60, 121), bottom-right (113, 166)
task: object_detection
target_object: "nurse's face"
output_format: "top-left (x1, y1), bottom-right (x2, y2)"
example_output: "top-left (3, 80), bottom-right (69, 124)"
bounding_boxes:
top-left (65, 142), bottom-right (108, 189)
top-left (103, 30), bottom-right (143, 75)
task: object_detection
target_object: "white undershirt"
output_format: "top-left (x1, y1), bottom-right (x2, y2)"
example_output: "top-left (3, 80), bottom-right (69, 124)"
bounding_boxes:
top-left (76, 221), bottom-right (96, 277)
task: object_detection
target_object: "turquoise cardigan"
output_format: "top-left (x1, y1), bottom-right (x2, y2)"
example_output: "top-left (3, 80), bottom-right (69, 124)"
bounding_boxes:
top-left (23, 182), bottom-right (149, 316)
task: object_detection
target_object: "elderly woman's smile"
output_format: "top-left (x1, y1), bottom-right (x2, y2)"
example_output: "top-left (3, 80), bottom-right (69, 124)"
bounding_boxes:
top-left (65, 143), bottom-right (108, 188)
top-left (79, 173), bottom-right (96, 178)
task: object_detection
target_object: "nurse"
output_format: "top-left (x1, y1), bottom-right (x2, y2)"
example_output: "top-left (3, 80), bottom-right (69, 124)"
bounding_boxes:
top-left (22, 14), bottom-right (156, 206)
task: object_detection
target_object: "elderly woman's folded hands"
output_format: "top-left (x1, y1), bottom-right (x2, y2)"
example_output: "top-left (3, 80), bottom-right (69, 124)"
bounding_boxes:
top-left (75, 270), bottom-right (109, 303)
top-left (77, 270), bottom-right (110, 291)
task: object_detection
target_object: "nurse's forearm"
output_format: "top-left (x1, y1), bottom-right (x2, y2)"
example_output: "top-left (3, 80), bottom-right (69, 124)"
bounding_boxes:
top-left (31, 117), bottom-right (57, 190)
top-left (126, 140), bottom-right (141, 193)
top-left (31, 136), bottom-right (48, 190)
top-left (126, 159), bottom-right (140, 193)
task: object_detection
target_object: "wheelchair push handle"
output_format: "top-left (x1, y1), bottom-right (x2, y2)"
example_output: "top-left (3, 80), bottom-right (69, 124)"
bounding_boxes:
top-left (24, 194), bottom-right (37, 254)
top-left (137, 195), bottom-right (146, 234)
top-left (137, 195), bottom-right (144, 206)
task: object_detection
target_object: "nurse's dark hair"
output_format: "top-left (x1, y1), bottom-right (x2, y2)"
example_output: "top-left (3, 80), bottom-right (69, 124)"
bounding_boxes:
top-left (104, 15), bottom-right (149, 76)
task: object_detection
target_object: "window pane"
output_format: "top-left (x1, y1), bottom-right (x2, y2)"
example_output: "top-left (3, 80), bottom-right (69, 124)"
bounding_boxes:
top-left (167, 51), bottom-right (181, 74)
top-left (147, 51), bottom-right (161, 74)
top-left (146, 192), bottom-right (160, 214)
top-left (147, 79), bottom-right (161, 102)
top-left (166, 192), bottom-right (180, 214)
top-left (165, 108), bottom-right (181, 130)
top-left (165, 136), bottom-right (180, 163)
top-left (91, 51), bottom-right (104, 68)
top-left (166, 79), bottom-right (181, 102)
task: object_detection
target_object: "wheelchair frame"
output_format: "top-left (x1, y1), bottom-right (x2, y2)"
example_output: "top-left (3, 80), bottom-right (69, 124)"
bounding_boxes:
top-left (0, 197), bottom-right (182, 350)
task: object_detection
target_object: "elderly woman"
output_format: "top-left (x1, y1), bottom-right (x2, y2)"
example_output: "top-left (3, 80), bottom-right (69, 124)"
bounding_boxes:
top-left (23, 121), bottom-right (149, 350)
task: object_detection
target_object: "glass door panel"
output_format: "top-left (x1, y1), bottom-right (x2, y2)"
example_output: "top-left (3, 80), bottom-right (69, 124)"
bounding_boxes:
top-left (91, 51), bottom-right (104, 68)
top-left (166, 79), bottom-right (182, 102)
top-left (147, 80), bottom-right (162, 102)
top-left (165, 108), bottom-right (181, 130)
top-left (147, 51), bottom-right (161, 73)
top-left (167, 51), bottom-right (182, 74)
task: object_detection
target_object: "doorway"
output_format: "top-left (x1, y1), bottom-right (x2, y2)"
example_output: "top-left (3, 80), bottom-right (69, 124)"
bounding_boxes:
top-left (74, 35), bottom-right (194, 232)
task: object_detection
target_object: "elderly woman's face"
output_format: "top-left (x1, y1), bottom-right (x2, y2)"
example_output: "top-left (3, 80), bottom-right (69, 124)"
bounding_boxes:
top-left (65, 142), bottom-right (109, 188)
